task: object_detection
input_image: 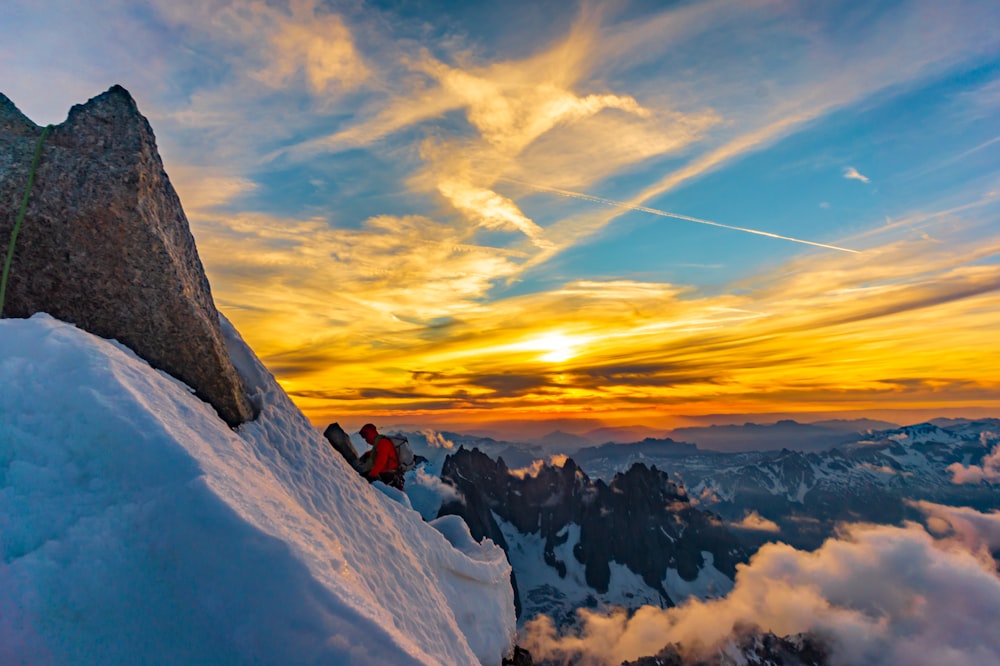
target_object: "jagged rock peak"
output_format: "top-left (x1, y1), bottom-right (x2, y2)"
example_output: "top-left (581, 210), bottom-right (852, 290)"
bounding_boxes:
top-left (0, 85), bottom-right (256, 427)
top-left (440, 448), bottom-right (748, 604)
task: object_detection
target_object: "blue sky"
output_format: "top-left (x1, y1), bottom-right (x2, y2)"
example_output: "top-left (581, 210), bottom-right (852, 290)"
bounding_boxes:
top-left (3, 0), bottom-right (999, 434)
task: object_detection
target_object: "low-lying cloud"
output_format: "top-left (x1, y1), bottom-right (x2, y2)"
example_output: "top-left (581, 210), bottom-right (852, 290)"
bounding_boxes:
top-left (729, 510), bottom-right (780, 532)
top-left (948, 432), bottom-right (1000, 484)
top-left (520, 502), bottom-right (1000, 665)
top-left (508, 454), bottom-right (571, 479)
top-left (419, 430), bottom-right (458, 450)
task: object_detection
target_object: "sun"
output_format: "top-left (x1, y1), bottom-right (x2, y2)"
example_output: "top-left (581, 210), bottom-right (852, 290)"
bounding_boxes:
top-left (533, 332), bottom-right (576, 363)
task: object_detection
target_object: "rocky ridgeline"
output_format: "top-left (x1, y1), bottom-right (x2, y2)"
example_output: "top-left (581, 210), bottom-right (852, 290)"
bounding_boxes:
top-left (0, 86), bottom-right (254, 427)
top-left (438, 447), bottom-right (748, 616)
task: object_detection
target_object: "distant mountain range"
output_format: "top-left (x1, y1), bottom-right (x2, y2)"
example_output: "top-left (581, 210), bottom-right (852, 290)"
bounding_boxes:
top-left (421, 417), bottom-right (900, 455)
top-left (415, 416), bottom-right (1000, 661)
top-left (568, 419), bottom-right (1000, 550)
top-left (664, 418), bottom-right (900, 453)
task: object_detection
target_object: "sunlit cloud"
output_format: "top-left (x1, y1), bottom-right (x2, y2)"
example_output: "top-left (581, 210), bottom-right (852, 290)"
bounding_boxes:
top-left (412, 467), bottom-right (463, 503)
top-left (201, 204), bottom-right (1000, 426)
top-left (913, 500), bottom-right (1000, 555)
top-left (284, 5), bottom-right (721, 266)
top-left (948, 432), bottom-right (1000, 484)
top-left (436, 178), bottom-right (551, 248)
top-left (521, 508), bottom-right (1000, 664)
top-left (508, 455), bottom-right (571, 479)
top-left (843, 166), bottom-right (871, 183)
top-left (169, 167), bottom-right (257, 212)
top-left (251, 1), bottom-right (369, 94)
top-left (730, 510), bottom-right (781, 533)
top-left (421, 430), bottom-right (457, 450)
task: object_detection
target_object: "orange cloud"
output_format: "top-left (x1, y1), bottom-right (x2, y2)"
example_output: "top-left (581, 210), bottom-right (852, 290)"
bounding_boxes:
top-left (730, 510), bottom-right (780, 533)
top-left (250, 0), bottom-right (369, 94)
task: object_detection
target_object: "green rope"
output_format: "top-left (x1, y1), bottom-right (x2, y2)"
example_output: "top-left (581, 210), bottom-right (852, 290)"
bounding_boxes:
top-left (1, 124), bottom-right (52, 318)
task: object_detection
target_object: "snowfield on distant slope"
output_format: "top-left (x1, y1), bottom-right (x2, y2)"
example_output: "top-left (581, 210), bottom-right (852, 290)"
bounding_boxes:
top-left (0, 313), bottom-right (515, 665)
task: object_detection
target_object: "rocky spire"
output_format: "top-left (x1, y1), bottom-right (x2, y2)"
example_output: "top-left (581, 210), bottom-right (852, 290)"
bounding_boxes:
top-left (0, 85), bottom-right (255, 427)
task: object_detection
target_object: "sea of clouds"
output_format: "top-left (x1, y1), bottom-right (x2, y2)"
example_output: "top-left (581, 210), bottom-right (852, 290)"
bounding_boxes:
top-left (521, 500), bottom-right (1000, 665)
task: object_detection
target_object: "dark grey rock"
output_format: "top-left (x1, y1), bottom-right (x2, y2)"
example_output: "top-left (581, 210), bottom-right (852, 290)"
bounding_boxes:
top-left (323, 422), bottom-right (361, 470)
top-left (0, 85), bottom-right (255, 426)
top-left (502, 645), bottom-right (533, 666)
top-left (439, 448), bottom-right (749, 614)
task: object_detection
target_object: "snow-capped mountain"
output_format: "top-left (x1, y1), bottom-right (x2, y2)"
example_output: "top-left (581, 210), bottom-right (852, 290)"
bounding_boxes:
top-left (576, 421), bottom-right (1000, 549)
top-left (666, 419), bottom-right (877, 453)
top-left (436, 447), bottom-right (748, 626)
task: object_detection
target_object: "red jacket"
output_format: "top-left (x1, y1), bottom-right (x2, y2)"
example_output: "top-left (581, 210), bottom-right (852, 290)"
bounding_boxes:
top-left (367, 435), bottom-right (399, 478)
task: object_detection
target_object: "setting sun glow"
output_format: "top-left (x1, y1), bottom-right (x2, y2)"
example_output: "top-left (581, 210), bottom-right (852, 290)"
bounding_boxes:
top-left (10, 1), bottom-right (995, 436)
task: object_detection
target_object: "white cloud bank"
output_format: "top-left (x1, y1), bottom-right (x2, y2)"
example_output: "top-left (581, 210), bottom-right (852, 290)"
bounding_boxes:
top-left (521, 502), bottom-right (1000, 665)
top-left (949, 432), bottom-right (1000, 483)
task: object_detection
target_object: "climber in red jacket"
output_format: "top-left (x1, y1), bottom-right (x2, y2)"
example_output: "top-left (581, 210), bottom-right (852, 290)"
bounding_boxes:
top-left (358, 423), bottom-right (404, 490)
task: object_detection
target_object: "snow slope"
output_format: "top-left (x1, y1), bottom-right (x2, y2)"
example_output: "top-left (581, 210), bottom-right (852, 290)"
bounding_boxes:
top-left (0, 313), bottom-right (515, 665)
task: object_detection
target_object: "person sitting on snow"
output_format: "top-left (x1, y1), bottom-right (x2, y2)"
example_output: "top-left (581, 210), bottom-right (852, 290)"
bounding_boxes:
top-left (358, 423), bottom-right (404, 490)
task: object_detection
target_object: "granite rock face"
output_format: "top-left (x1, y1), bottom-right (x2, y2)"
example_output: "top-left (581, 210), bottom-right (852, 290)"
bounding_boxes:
top-left (0, 85), bottom-right (255, 427)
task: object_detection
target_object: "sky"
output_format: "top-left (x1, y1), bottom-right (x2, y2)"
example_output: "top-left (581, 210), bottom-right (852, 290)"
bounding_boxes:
top-left (3, 0), bottom-right (1000, 436)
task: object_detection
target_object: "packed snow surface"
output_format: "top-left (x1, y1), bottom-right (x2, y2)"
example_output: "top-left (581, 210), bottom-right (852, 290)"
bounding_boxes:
top-left (0, 314), bottom-right (515, 665)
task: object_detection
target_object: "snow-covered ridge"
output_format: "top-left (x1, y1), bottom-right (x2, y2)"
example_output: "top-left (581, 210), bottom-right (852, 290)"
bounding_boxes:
top-left (500, 520), bottom-right (734, 626)
top-left (0, 314), bottom-right (515, 664)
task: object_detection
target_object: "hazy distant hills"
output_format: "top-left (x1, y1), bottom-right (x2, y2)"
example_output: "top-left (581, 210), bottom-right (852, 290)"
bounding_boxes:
top-left (439, 417), bottom-right (899, 455)
top-left (665, 418), bottom-right (899, 453)
top-left (579, 419), bottom-right (1000, 550)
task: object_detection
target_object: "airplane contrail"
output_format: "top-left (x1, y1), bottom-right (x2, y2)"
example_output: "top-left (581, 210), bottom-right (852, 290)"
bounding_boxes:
top-left (500, 178), bottom-right (861, 254)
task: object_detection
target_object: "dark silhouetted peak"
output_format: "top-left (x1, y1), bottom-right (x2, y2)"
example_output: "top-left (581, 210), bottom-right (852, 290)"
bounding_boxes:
top-left (439, 449), bottom-right (748, 606)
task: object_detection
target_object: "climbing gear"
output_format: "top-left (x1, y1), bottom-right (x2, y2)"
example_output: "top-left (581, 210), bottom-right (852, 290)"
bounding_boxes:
top-left (1, 124), bottom-right (52, 318)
